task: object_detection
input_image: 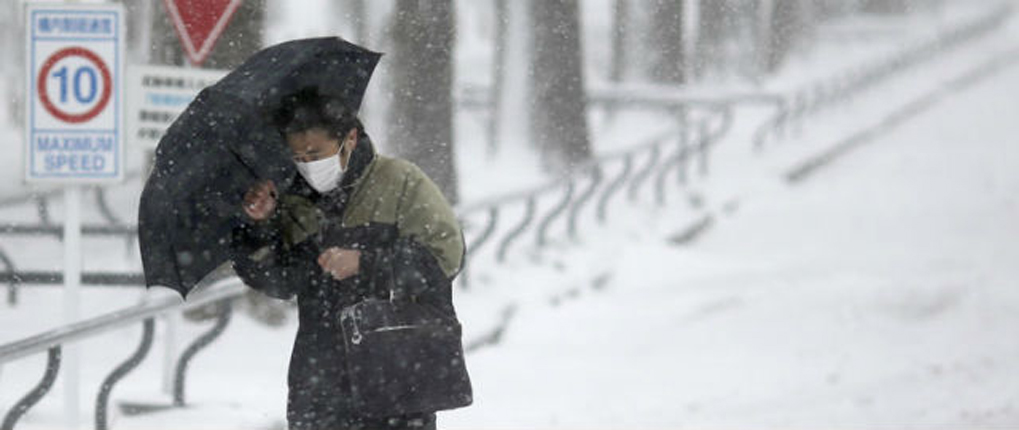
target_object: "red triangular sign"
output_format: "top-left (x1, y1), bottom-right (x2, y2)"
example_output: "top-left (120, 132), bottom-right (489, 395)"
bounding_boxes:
top-left (162, 0), bottom-right (244, 66)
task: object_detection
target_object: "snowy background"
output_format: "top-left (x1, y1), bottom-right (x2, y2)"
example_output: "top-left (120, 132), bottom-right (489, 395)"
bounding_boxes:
top-left (2, 0), bottom-right (1019, 429)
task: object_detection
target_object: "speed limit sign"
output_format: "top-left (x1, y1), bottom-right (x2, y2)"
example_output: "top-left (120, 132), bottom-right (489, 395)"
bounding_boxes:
top-left (26, 4), bottom-right (125, 183)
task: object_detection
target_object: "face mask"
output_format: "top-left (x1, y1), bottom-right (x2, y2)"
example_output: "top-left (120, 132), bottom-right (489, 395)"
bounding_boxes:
top-left (295, 152), bottom-right (344, 193)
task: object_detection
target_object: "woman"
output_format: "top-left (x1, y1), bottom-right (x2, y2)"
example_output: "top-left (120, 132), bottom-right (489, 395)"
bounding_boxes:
top-left (231, 88), bottom-right (471, 430)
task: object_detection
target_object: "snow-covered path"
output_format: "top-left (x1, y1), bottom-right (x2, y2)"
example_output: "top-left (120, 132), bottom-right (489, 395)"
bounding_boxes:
top-left (444, 45), bottom-right (1019, 430)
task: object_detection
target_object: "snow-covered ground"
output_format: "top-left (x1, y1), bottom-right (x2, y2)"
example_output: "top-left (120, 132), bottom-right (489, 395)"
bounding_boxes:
top-left (2, 2), bottom-right (1019, 429)
top-left (445, 41), bottom-right (1019, 428)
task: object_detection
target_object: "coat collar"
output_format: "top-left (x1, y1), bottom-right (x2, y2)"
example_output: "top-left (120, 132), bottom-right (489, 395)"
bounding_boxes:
top-left (336, 130), bottom-right (377, 193)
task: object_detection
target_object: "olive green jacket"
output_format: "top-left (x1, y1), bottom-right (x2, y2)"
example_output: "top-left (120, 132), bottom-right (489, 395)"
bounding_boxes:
top-left (230, 136), bottom-right (467, 420)
top-left (276, 155), bottom-right (463, 277)
top-left (232, 137), bottom-right (464, 303)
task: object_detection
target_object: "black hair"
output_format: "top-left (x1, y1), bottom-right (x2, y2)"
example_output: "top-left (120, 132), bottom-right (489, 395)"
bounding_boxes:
top-left (272, 87), bottom-right (364, 139)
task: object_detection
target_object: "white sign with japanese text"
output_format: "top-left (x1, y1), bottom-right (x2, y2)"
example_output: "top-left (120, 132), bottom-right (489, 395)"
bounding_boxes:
top-left (26, 4), bottom-right (125, 183)
top-left (126, 64), bottom-right (226, 149)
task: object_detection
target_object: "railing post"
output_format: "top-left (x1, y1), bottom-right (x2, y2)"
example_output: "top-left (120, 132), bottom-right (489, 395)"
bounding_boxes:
top-left (654, 135), bottom-right (686, 207)
top-left (96, 318), bottom-right (155, 430)
top-left (34, 194), bottom-right (52, 227)
top-left (173, 302), bottom-right (232, 407)
top-left (597, 154), bottom-right (633, 223)
top-left (697, 121), bottom-right (711, 177)
top-left (460, 207), bottom-right (500, 290)
top-left (1, 347), bottom-right (62, 430)
top-left (0, 248), bottom-right (17, 306)
top-left (627, 145), bottom-right (660, 203)
top-left (567, 166), bottom-right (602, 241)
top-left (495, 197), bottom-right (536, 264)
top-left (536, 181), bottom-right (575, 247)
top-left (678, 126), bottom-right (693, 185)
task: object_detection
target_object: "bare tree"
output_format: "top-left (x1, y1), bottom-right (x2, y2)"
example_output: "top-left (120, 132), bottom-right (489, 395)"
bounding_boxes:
top-left (610, 0), bottom-right (629, 84)
top-left (695, 0), bottom-right (728, 78)
top-left (387, 0), bottom-right (459, 203)
top-left (623, 0), bottom-right (687, 85)
top-left (530, 0), bottom-right (592, 172)
top-left (150, 0), bottom-right (183, 66)
top-left (651, 0), bottom-right (686, 84)
top-left (758, 0), bottom-right (812, 74)
top-left (111, 0), bottom-right (154, 64)
top-left (488, 0), bottom-right (510, 156)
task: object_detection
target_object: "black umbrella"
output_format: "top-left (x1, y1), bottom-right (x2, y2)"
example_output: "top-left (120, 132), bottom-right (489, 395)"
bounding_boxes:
top-left (138, 37), bottom-right (382, 297)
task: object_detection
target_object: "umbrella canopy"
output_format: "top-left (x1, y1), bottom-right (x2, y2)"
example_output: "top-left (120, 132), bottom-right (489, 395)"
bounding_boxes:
top-left (139, 37), bottom-right (382, 297)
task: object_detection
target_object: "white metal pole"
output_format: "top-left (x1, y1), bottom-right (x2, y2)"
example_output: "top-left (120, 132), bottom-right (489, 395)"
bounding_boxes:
top-left (162, 311), bottom-right (178, 394)
top-left (161, 48), bottom-right (198, 396)
top-left (63, 185), bottom-right (82, 430)
top-left (60, 1), bottom-right (83, 429)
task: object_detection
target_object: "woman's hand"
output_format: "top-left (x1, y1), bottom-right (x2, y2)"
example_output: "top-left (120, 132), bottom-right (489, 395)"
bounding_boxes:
top-left (318, 247), bottom-right (361, 281)
top-left (243, 180), bottom-right (277, 221)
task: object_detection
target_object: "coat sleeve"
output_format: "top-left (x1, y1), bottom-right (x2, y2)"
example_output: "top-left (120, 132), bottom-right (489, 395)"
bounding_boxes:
top-left (230, 216), bottom-right (305, 300)
top-left (392, 163), bottom-right (465, 279)
top-left (356, 162), bottom-right (464, 305)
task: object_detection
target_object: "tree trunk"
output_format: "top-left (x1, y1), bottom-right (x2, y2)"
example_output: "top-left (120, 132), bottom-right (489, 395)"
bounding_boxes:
top-left (695, 0), bottom-right (728, 78)
top-left (488, 0), bottom-right (509, 156)
top-left (113, 0), bottom-right (154, 64)
top-left (648, 0), bottom-right (686, 84)
top-left (530, 0), bottom-right (592, 173)
top-left (610, 0), bottom-right (629, 84)
top-left (350, 0), bottom-right (368, 44)
top-left (150, 0), bottom-right (184, 66)
top-left (387, 0), bottom-right (459, 203)
top-left (761, 0), bottom-right (808, 74)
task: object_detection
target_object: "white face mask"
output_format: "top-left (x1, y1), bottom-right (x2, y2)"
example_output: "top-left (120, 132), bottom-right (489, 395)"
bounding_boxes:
top-left (295, 152), bottom-right (344, 193)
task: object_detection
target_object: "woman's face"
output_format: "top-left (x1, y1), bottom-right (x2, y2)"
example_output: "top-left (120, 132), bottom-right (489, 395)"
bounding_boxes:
top-left (287, 127), bottom-right (357, 167)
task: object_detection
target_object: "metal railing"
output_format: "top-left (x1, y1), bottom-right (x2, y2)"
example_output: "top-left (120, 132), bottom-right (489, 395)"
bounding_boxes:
top-left (752, 4), bottom-right (1012, 152)
top-left (455, 105), bottom-right (733, 286)
top-left (0, 277), bottom-right (245, 430)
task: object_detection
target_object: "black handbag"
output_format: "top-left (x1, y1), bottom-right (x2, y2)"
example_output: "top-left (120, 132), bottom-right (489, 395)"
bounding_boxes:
top-left (338, 296), bottom-right (473, 417)
top-left (321, 223), bottom-right (472, 416)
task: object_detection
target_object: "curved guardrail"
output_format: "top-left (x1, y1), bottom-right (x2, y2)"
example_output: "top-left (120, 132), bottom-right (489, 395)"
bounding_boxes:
top-left (456, 108), bottom-right (731, 284)
top-left (752, 4), bottom-right (1012, 152)
top-left (0, 277), bottom-right (245, 430)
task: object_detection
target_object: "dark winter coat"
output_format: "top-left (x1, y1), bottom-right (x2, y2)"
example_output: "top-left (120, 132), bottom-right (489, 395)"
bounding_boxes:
top-left (230, 134), bottom-right (467, 429)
